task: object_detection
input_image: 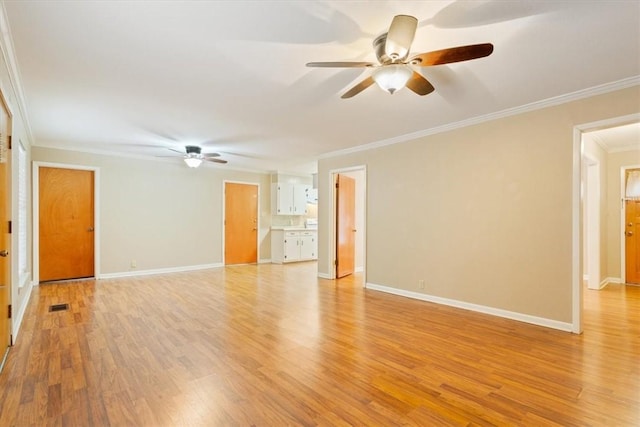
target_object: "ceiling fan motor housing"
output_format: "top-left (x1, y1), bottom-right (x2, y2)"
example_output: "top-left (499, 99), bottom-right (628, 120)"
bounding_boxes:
top-left (185, 145), bottom-right (202, 155)
top-left (373, 33), bottom-right (392, 64)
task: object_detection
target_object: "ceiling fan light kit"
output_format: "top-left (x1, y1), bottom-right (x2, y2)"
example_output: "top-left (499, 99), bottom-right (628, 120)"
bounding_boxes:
top-left (184, 156), bottom-right (203, 168)
top-left (157, 144), bottom-right (228, 168)
top-left (372, 64), bottom-right (413, 94)
top-left (306, 14), bottom-right (493, 99)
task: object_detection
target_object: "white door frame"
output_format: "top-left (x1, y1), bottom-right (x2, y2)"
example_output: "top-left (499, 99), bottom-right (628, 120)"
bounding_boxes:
top-left (572, 113), bottom-right (640, 333)
top-left (32, 162), bottom-right (101, 284)
top-left (620, 164), bottom-right (640, 284)
top-left (221, 180), bottom-right (261, 265)
top-left (327, 165), bottom-right (367, 282)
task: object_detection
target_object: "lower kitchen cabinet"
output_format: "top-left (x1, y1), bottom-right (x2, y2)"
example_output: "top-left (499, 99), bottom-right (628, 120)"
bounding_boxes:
top-left (271, 229), bottom-right (317, 263)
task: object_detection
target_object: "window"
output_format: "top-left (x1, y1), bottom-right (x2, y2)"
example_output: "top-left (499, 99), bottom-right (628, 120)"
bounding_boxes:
top-left (626, 170), bottom-right (640, 200)
top-left (18, 141), bottom-right (27, 285)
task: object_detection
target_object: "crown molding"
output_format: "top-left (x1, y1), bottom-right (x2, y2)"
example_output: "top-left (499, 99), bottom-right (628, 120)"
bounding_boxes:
top-left (0, 2), bottom-right (34, 143)
top-left (319, 76), bottom-right (640, 160)
top-left (605, 144), bottom-right (640, 154)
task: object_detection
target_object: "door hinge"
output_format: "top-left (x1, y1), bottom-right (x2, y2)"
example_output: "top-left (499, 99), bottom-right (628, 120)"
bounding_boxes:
top-left (335, 182), bottom-right (339, 188)
top-left (8, 304), bottom-right (11, 319)
top-left (7, 135), bottom-right (11, 150)
top-left (334, 260), bottom-right (337, 266)
top-left (7, 221), bottom-right (11, 234)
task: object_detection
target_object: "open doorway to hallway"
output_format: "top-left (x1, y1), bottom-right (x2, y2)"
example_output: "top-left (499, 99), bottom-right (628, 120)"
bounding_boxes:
top-left (578, 117), bottom-right (640, 331)
top-left (582, 121), bottom-right (640, 287)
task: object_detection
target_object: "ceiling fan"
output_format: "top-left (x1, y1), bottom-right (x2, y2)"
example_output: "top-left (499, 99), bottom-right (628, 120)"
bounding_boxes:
top-left (165, 145), bottom-right (228, 168)
top-left (306, 15), bottom-right (494, 99)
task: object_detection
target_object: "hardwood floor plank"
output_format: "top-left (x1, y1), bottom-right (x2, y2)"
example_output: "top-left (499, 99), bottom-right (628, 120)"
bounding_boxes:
top-left (0, 264), bottom-right (638, 425)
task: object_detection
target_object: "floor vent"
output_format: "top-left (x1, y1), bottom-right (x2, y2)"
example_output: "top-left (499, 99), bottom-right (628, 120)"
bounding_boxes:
top-left (49, 303), bottom-right (69, 312)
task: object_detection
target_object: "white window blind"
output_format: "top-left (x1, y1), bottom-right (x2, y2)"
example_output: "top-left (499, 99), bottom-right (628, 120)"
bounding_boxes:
top-left (18, 142), bottom-right (27, 283)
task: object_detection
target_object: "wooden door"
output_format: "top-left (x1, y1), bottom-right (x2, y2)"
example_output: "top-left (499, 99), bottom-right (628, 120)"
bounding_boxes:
top-left (625, 199), bottom-right (640, 284)
top-left (225, 182), bottom-right (258, 265)
top-left (39, 167), bottom-right (94, 282)
top-left (336, 174), bottom-right (355, 278)
top-left (0, 98), bottom-right (11, 365)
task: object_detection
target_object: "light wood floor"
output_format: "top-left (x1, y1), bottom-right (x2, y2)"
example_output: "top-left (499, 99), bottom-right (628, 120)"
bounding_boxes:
top-left (0, 263), bottom-right (638, 426)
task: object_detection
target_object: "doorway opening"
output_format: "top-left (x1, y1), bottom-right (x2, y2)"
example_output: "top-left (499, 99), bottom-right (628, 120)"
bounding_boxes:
top-left (574, 113), bottom-right (640, 333)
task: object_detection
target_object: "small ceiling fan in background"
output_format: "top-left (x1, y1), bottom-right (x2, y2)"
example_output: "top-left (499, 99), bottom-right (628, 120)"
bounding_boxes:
top-left (306, 14), bottom-right (494, 98)
top-left (163, 145), bottom-right (228, 168)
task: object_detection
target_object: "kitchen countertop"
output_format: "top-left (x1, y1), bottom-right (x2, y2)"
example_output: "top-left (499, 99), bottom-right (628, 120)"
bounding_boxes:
top-left (271, 226), bottom-right (317, 231)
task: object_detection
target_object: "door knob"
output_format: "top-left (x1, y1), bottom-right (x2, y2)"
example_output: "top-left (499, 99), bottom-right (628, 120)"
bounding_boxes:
top-left (88, 227), bottom-right (94, 232)
top-left (0, 250), bottom-right (8, 257)
top-left (626, 231), bottom-right (634, 236)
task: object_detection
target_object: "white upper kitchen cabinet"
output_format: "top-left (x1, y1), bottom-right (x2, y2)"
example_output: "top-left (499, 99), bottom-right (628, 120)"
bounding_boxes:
top-left (272, 183), bottom-right (310, 215)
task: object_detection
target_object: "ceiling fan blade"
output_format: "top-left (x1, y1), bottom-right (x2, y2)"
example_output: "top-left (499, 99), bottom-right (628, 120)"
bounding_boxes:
top-left (206, 158), bottom-right (228, 164)
top-left (385, 15), bottom-right (418, 61)
top-left (167, 148), bottom-right (184, 154)
top-left (341, 76), bottom-right (376, 99)
top-left (307, 61), bottom-right (375, 68)
top-left (405, 72), bottom-right (435, 96)
top-left (202, 152), bottom-right (221, 158)
top-left (409, 43), bottom-right (494, 66)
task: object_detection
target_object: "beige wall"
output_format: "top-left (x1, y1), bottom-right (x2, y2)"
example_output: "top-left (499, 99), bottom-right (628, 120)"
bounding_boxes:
top-left (318, 86), bottom-right (640, 324)
top-left (582, 137), bottom-right (608, 285)
top-left (32, 147), bottom-right (272, 275)
top-left (607, 150), bottom-right (640, 280)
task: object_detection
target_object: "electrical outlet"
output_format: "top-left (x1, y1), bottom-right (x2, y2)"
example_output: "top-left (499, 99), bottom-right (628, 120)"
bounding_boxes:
top-left (418, 279), bottom-right (425, 290)
top-left (131, 259), bottom-right (137, 268)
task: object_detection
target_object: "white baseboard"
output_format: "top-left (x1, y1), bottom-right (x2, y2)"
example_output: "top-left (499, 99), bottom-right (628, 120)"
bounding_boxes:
top-left (355, 266), bottom-right (364, 273)
top-left (11, 280), bottom-right (34, 342)
top-left (365, 282), bottom-right (573, 333)
top-left (258, 259), bottom-right (272, 264)
top-left (586, 276), bottom-right (619, 290)
top-left (603, 277), bottom-right (622, 286)
top-left (99, 263), bottom-right (223, 279)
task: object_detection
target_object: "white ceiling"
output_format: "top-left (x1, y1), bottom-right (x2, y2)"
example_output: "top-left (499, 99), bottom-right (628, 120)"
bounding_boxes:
top-left (3, 1), bottom-right (640, 173)
top-left (585, 122), bottom-right (640, 154)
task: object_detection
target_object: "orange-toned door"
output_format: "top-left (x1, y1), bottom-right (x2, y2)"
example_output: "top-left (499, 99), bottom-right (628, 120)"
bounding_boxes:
top-left (0, 98), bottom-right (11, 366)
top-left (625, 199), bottom-right (640, 284)
top-left (225, 182), bottom-right (258, 265)
top-left (39, 167), bottom-right (94, 282)
top-left (336, 174), bottom-right (355, 278)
